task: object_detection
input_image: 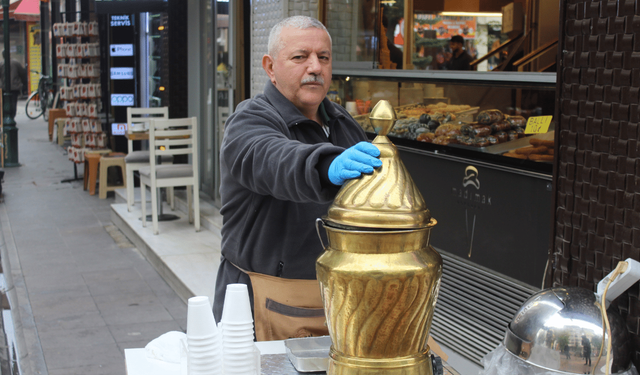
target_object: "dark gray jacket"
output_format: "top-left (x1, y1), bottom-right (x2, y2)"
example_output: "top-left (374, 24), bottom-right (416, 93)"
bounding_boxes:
top-left (218, 80), bottom-right (367, 279)
top-left (0, 59), bottom-right (27, 92)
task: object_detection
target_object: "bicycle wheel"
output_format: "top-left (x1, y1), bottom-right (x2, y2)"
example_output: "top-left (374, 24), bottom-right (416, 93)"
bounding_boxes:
top-left (25, 91), bottom-right (44, 119)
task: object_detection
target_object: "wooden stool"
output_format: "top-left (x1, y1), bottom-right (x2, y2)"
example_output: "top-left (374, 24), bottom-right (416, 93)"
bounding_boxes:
top-left (48, 109), bottom-right (66, 142)
top-left (83, 153), bottom-right (102, 195)
top-left (99, 153), bottom-right (127, 199)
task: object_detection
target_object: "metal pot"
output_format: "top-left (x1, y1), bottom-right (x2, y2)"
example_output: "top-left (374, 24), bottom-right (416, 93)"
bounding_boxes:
top-left (504, 287), bottom-right (631, 374)
top-left (316, 100), bottom-right (443, 375)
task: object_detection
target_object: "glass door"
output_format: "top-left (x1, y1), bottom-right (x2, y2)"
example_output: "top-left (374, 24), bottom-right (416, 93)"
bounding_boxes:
top-left (200, 0), bottom-right (237, 205)
top-left (199, 0), bottom-right (215, 200)
top-left (212, 0), bottom-right (234, 206)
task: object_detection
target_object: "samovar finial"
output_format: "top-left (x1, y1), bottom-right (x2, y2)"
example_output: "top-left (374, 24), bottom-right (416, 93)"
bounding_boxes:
top-left (369, 100), bottom-right (397, 136)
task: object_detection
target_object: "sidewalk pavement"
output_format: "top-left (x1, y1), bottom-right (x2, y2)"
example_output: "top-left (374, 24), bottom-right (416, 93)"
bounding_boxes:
top-left (0, 104), bottom-right (191, 375)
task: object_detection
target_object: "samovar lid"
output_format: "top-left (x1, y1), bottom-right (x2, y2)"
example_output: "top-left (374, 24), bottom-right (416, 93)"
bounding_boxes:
top-left (324, 100), bottom-right (434, 229)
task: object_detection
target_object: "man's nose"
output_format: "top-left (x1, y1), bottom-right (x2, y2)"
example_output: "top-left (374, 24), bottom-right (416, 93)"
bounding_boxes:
top-left (307, 54), bottom-right (322, 73)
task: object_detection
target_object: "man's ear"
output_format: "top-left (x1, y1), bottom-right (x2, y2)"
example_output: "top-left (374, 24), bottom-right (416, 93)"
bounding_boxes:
top-left (262, 54), bottom-right (277, 85)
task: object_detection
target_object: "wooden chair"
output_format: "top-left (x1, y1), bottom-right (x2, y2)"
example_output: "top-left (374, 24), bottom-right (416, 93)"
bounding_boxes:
top-left (139, 117), bottom-right (200, 235)
top-left (125, 107), bottom-right (171, 212)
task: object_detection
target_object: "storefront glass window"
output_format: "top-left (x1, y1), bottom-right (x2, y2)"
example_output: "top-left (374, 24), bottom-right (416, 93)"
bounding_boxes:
top-left (325, 0), bottom-right (379, 67)
top-left (325, 1), bottom-right (556, 73)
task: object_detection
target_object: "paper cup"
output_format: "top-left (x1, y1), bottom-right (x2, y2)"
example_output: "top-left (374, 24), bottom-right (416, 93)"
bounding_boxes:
top-left (223, 346), bottom-right (255, 356)
top-left (224, 367), bottom-right (255, 374)
top-left (189, 357), bottom-right (219, 366)
top-left (189, 365), bottom-right (218, 372)
top-left (188, 351), bottom-right (220, 362)
top-left (223, 362), bottom-right (255, 374)
top-left (219, 322), bottom-right (253, 330)
top-left (188, 349), bottom-right (221, 359)
top-left (222, 327), bottom-right (253, 335)
top-left (222, 332), bottom-right (254, 342)
top-left (188, 362), bottom-right (219, 371)
top-left (221, 333), bottom-right (253, 341)
top-left (222, 342), bottom-right (254, 351)
top-left (188, 363), bottom-right (218, 373)
top-left (222, 331), bottom-right (253, 340)
top-left (187, 335), bottom-right (219, 343)
top-left (346, 101), bottom-right (358, 116)
top-left (188, 349), bottom-right (221, 358)
top-left (220, 284), bottom-right (253, 324)
top-left (188, 337), bottom-right (220, 348)
top-left (188, 341), bottom-right (220, 351)
top-left (187, 296), bottom-right (219, 340)
top-left (186, 332), bottom-right (220, 343)
top-left (222, 339), bottom-right (254, 347)
top-left (224, 362), bottom-right (254, 369)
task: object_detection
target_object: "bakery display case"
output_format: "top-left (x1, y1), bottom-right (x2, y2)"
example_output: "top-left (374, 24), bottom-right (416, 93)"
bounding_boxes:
top-left (331, 69), bottom-right (556, 289)
top-left (331, 69), bottom-right (556, 174)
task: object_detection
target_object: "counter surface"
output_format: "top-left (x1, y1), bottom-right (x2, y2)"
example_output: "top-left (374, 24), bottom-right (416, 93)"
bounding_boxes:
top-left (125, 340), bottom-right (461, 375)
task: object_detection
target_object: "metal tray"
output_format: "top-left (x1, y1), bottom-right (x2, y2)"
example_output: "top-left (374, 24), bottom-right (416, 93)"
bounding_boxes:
top-left (284, 336), bottom-right (332, 373)
top-left (282, 336), bottom-right (458, 374)
top-left (448, 130), bottom-right (556, 155)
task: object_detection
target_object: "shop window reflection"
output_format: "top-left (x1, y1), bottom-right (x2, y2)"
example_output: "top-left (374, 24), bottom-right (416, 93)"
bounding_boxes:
top-left (325, 0), bottom-right (378, 65)
top-left (412, 13), bottom-right (503, 71)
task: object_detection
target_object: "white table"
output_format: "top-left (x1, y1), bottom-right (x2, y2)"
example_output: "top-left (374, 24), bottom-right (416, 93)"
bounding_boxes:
top-left (125, 341), bottom-right (286, 375)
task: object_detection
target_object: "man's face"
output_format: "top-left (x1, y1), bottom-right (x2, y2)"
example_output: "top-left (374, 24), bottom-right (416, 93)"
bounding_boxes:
top-left (450, 41), bottom-right (462, 53)
top-left (263, 27), bottom-right (332, 116)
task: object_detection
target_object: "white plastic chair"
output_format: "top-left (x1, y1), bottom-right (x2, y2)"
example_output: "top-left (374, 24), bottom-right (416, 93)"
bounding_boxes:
top-left (125, 107), bottom-right (171, 212)
top-left (139, 117), bottom-right (200, 235)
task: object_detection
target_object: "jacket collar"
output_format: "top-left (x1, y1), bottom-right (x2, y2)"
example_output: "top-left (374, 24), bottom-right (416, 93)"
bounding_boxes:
top-left (264, 80), bottom-right (345, 127)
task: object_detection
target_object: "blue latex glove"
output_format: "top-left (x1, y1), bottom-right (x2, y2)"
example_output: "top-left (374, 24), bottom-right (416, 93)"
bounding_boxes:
top-left (328, 142), bottom-right (382, 186)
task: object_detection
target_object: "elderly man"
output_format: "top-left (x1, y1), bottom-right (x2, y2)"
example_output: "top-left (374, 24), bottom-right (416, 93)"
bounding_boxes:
top-left (213, 16), bottom-right (381, 340)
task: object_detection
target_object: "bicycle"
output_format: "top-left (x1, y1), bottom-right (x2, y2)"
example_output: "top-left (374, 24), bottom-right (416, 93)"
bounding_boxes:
top-left (25, 71), bottom-right (59, 120)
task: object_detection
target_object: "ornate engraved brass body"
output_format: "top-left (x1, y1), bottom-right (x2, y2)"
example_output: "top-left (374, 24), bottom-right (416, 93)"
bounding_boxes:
top-left (316, 101), bottom-right (443, 375)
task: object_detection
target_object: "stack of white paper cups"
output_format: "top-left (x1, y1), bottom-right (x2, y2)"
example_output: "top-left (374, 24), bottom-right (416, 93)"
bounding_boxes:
top-left (221, 284), bottom-right (256, 374)
top-left (186, 296), bottom-right (222, 375)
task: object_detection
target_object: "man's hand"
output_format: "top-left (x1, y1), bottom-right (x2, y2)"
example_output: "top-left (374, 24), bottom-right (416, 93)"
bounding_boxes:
top-left (328, 142), bottom-right (382, 186)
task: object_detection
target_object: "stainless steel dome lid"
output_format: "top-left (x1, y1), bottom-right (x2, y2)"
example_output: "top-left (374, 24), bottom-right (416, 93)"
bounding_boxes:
top-left (504, 287), bottom-right (631, 374)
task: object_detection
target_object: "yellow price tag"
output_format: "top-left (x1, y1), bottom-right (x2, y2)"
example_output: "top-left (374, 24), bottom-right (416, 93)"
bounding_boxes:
top-left (524, 116), bottom-right (553, 134)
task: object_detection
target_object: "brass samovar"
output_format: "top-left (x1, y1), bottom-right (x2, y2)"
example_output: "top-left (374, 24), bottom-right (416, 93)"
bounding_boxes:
top-left (316, 100), bottom-right (443, 375)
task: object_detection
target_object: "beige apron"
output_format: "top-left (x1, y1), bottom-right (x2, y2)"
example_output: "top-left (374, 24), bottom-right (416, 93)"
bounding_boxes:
top-left (229, 261), bottom-right (328, 341)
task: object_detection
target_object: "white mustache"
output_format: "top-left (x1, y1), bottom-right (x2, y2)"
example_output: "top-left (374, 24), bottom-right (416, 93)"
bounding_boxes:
top-left (301, 76), bottom-right (324, 85)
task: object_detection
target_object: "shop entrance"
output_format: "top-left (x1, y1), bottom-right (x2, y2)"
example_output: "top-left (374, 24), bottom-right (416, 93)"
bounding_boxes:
top-left (199, 0), bottom-right (238, 206)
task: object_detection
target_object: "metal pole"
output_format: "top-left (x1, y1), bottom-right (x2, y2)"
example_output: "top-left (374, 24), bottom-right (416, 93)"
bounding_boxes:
top-left (3, 0), bottom-right (18, 167)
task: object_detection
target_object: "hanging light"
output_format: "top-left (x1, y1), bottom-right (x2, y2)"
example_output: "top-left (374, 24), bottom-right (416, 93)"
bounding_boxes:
top-left (440, 11), bottom-right (503, 17)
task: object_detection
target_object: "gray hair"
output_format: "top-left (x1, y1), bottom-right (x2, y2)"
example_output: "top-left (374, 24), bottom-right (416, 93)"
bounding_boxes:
top-left (267, 16), bottom-right (332, 57)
